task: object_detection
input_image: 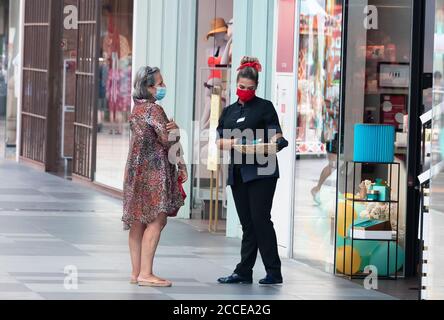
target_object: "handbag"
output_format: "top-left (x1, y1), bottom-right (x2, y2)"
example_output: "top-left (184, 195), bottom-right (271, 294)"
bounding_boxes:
top-left (178, 176), bottom-right (187, 200)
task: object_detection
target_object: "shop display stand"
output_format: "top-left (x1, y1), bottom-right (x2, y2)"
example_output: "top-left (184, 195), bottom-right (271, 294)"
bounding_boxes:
top-left (339, 161), bottom-right (401, 280)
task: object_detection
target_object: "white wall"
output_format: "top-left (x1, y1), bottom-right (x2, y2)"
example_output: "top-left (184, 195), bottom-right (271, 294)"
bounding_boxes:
top-left (270, 0), bottom-right (297, 258)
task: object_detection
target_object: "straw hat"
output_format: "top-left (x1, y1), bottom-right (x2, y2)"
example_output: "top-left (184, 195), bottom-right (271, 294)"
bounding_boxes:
top-left (206, 18), bottom-right (228, 40)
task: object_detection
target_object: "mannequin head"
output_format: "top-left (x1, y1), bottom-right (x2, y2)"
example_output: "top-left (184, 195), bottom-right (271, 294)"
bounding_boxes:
top-left (207, 17), bottom-right (228, 41)
top-left (227, 19), bottom-right (234, 39)
top-left (214, 32), bottom-right (227, 44)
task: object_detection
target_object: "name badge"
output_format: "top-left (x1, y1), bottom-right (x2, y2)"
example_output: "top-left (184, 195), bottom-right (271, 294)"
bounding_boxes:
top-left (237, 117), bottom-right (246, 124)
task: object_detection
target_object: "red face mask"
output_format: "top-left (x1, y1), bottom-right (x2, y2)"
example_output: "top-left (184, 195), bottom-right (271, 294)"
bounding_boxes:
top-left (237, 88), bottom-right (256, 102)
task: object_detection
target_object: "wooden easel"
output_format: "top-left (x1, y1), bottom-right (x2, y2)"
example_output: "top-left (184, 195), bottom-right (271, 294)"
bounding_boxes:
top-left (208, 86), bottom-right (222, 234)
top-left (209, 166), bottom-right (221, 233)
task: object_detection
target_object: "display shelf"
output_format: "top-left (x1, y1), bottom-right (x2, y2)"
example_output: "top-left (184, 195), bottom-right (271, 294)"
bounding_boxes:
top-left (345, 238), bottom-right (397, 242)
top-left (341, 273), bottom-right (396, 281)
top-left (345, 198), bottom-right (399, 204)
top-left (350, 161), bottom-right (398, 165)
top-left (337, 161), bottom-right (401, 280)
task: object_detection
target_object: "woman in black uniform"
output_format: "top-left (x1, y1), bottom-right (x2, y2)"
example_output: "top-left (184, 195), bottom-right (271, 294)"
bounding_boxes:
top-left (216, 57), bottom-right (289, 285)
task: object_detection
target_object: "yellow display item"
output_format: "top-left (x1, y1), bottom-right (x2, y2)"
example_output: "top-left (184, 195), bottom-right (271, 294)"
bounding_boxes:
top-left (336, 245), bottom-right (362, 275)
top-left (337, 201), bottom-right (358, 238)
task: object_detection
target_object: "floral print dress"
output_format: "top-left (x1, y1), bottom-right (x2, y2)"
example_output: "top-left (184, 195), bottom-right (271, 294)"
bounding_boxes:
top-left (122, 100), bottom-right (185, 231)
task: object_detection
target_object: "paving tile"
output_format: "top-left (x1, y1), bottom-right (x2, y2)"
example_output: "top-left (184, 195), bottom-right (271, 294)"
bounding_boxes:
top-left (39, 293), bottom-right (171, 300)
top-left (0, 241), bottom-right (89, 257)
top-left (23, 283), bottom-right (162, 295)
top-left (0, 283), bottom-right (33, 292)
top-left (167, 294), bottom-right (302, 301)
top-left (0, 189), bottom-right (45, 196)
top-left (0, 292), bottom-right (45, 300)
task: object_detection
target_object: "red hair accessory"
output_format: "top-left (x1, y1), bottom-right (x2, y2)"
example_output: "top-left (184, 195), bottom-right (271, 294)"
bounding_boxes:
top-left (237, 62), bottom-right (262, 72)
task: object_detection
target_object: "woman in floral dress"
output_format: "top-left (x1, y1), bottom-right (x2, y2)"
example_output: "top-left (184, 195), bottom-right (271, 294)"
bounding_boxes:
top-left (123, 66), bottom-right (188, 288)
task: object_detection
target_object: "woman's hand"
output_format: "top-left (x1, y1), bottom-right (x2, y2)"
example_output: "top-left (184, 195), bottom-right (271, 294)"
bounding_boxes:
top-left (167, 118), bottom-right (181, 141)
top-left (167, 118), bottom-right (180, 133)
top-left (217, 138), bottom-right (237, 150)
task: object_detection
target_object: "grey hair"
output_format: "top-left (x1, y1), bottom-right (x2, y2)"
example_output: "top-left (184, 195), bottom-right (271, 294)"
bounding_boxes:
top-left (133, 66), bottom-right (160, 100)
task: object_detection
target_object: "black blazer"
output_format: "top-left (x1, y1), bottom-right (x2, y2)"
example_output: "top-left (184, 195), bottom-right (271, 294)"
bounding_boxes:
top-left (217, 96), bottom-right (284, 186)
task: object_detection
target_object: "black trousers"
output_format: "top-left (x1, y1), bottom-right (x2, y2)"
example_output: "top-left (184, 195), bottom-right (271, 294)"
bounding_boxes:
top-left (231, 167), bottom-right (282, 279)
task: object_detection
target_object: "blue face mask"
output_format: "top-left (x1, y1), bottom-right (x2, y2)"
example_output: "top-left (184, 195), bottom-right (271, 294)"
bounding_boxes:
top-left (155, 87), bottom-right (167, 101)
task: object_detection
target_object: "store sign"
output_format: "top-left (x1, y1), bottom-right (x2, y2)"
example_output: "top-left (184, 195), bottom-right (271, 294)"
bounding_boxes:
top-left (64, 5), bottom-right (78, 30)
top-left (379, 63), bottom-right (410, 88)
top-left (364, 5), bottom-right (379, 30)
top-left (276, 0), bottom-right (296, 73)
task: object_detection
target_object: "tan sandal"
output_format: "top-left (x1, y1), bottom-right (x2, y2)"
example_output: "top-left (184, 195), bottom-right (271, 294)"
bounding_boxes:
top-left (138, 279), bottom-right (173, 288)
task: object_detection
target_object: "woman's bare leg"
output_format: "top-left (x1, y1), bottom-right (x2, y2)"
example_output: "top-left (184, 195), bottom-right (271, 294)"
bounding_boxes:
top-left (129, 221), bottom-right (146, 281)
top-left (311, 153), bottom-right (338, 197)
top-left (138, 214), bottom-right (168, 282)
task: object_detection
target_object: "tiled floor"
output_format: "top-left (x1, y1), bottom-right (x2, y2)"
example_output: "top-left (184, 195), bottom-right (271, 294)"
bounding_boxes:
top-left (0, 160), bottom-right (397, 300)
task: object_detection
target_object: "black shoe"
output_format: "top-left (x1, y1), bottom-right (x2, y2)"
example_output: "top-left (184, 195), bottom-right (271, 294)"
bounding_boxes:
top-left (218, 274), bottom-right (253, 285)
top-left (259, 275), bottom-right (283, 285)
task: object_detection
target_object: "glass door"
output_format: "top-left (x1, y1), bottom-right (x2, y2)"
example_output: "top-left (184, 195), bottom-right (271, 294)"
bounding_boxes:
top-left (292, 0), bottom-right (344, 272)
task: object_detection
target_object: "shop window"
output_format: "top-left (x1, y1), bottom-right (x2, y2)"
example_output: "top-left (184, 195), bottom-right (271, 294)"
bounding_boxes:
top-left (336, 0), bottom-right (413, 279)
top-left (95, 0), bottom-right (133, 189)
top-left (190, 0), bottom-right (233, 232)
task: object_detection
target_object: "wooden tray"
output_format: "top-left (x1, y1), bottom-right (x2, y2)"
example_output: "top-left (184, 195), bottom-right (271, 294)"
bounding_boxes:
top-left (233, 143), bottom-right (278, 155)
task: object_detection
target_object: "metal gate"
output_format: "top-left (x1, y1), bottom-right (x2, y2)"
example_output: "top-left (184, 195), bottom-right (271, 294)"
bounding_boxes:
top-left (73, 0), bottom-right (100, 180)
top-left (21, 0), bottom-right (52, 166)
top-left (21, 0), bottom-right (62, 170)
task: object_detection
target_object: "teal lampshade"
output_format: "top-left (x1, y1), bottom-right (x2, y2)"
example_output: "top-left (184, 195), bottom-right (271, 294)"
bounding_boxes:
top-left (354, 124), bottom-right (395, 163)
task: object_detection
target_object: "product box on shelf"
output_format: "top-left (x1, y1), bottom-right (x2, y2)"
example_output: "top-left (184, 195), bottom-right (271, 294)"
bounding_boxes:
top-left (372, 185), bottom-right (391, 201)
top-left (371, 179), bottom-right (391, 201)
top-left (351, 220), bottom-right (394, 240)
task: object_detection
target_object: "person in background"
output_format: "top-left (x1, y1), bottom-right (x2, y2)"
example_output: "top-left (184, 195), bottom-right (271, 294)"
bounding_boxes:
top-left (311, 99), bottom-right (339, 205)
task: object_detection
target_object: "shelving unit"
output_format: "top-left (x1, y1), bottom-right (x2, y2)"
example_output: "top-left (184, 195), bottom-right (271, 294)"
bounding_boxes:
top-left (338, 161), bottom-right (401, 280)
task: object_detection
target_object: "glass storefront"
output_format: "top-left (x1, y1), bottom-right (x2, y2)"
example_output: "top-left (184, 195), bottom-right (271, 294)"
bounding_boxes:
top-left (95, 0), bottom-right (133, 189)
top-left (336, 0), bottom-right (413, 278)
top-left (426, 0), bottom-right (444, 300)
top-left (0, 0), bottom-right (9, 159)
top-left (292, 0), bottom-right (343, 272)
top-left (191, 0), bottom-right (233, 231)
